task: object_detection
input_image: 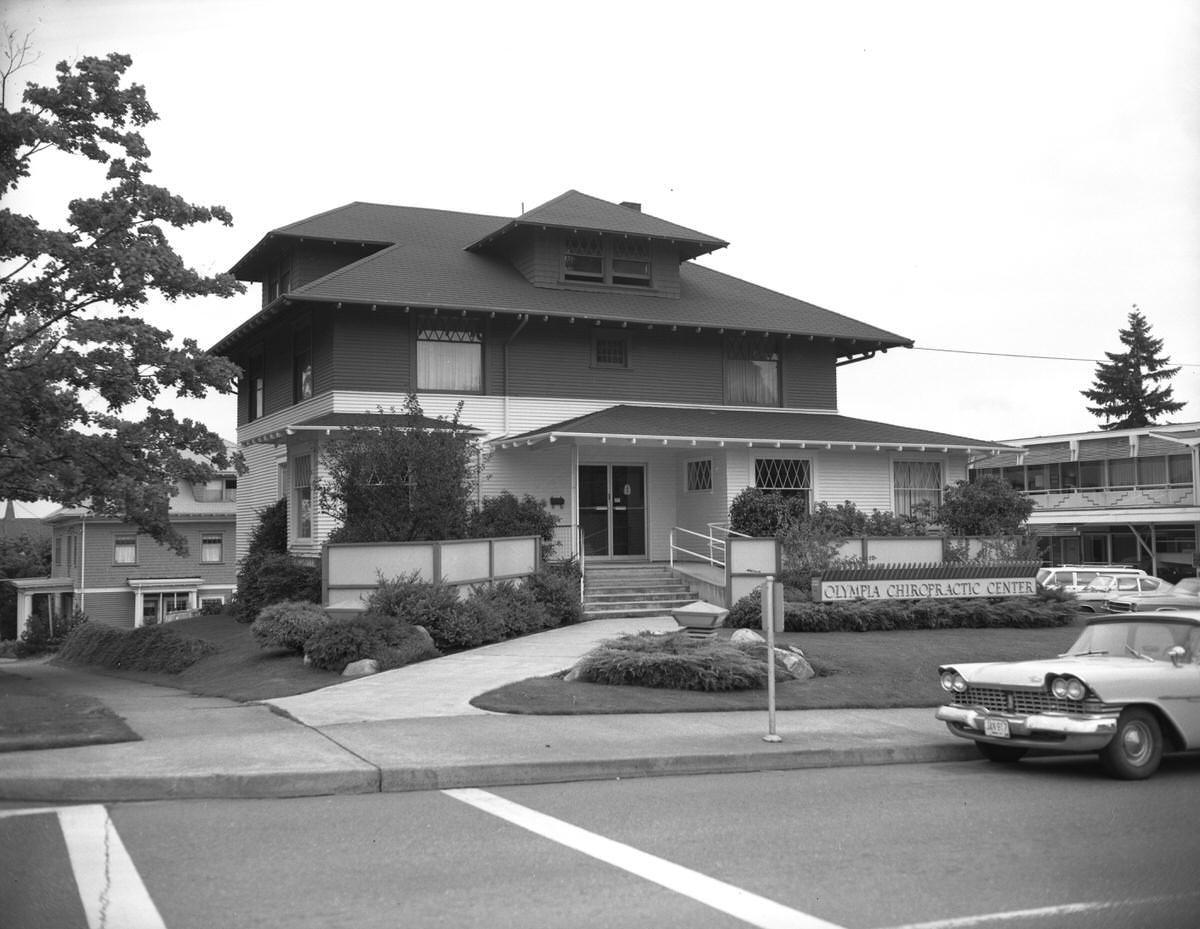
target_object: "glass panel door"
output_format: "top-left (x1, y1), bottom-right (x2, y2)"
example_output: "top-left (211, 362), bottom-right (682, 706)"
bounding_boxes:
top-left (578, 464), bottom-right (647, 558)
top-left (579, 465), bottom-right (611, 557)
top-left (610, 465), bottom-right (646, 557)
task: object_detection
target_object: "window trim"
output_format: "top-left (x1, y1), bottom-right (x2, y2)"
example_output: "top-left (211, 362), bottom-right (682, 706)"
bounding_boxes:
top-left (200, 533), bottom-right (224, 564)
top-left (724, 335), bottom-right (782, 407)
top-left (892, 459), bottom-right (944, 517)
top-left (561, 233), bottom-right (654, 289)
top-left (113, 536), bottom-right (138, 566)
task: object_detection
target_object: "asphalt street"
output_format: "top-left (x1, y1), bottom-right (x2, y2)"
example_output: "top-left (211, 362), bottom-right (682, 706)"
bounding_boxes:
top-left (4, 756), bottom-right (1199, 929)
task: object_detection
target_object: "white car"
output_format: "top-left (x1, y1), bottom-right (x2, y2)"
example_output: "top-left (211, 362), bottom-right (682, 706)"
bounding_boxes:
top-left (936, 611), bottom-right (1200, 779)
top-left (1072, 574), bottom-right (1169, 612)
top-left (1036, 565), bottom-right (1146, 594)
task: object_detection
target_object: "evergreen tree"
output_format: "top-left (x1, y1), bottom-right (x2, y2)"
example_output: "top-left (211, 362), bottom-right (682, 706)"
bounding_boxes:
top-left (1082, 307), bottom-right (1183, 430)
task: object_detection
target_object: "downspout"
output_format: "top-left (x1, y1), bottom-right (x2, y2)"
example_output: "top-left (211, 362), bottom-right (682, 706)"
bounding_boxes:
top-left (502, 314), bottom-right (530, 435)
top-left (78, 510), bottom-right (87, 615)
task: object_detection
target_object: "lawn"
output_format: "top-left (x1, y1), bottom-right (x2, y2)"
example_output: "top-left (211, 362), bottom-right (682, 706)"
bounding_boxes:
top-left (51, 610), bottom-right (1091, 713)
top-left (470, 619), bottom-right (1090, 714)
top-left (53, 613), bottom-right (345, 703)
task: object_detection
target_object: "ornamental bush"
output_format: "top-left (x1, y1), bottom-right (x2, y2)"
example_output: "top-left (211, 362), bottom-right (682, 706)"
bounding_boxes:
top-left (233, 552), bottom-right (322, 623)
top-left (251, 600), bottom-right (331, 653)
top-left (467, 582), bottom-right (553, 639)
top-left (303, 611), bottom-right (440, 672)
top-left (15, 607), bottom-right (88, 657)
top-left (529, 560), bottom-right (584, 626)
top-left (570, 632), bottom-right (770, 691)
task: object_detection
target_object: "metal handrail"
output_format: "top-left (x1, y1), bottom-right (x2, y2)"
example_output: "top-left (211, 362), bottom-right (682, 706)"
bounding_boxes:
top-left (578, 525), bottom-right (585, 601)
top-left (670, 525), bottom-right (731, 570)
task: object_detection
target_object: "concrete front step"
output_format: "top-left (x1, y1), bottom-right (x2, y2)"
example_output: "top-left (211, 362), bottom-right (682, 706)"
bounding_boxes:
top-left (585, 592), bottom-right (696, 605)
top-left (583, 604), bottom-right (693, 620)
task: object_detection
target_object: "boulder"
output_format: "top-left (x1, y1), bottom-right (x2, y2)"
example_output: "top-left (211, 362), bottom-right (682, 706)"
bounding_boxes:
top-left (730, 629), bottom-right (765, 645)
top-left (342, 658), bottom-right (380, 677)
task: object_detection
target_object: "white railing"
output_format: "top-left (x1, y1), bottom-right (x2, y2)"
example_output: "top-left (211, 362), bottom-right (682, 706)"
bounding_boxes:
top-left (1027, 485), bottom-right (1194, 511)
top-left (670, 523), bottom-right (751, 570)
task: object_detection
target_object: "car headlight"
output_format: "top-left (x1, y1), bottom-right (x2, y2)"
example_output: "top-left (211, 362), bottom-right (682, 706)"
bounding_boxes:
top-left (940, 671), bottom-right (956, 692)
top-left (952, 673), bottom-right (967, 693)
top-left (1050, 676), bottom-right (1087, 701)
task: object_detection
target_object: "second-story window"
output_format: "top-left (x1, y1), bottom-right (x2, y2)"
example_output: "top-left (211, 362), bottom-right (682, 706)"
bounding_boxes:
top-left (592, 333), bottom-right (629, 368)
top-left (417, 316), bottom-right (482, 392)
top-left (114, 536), bottom-right (137, 565)
top-left (725, 336), bottom-right (780, 406)
top-left (293, 326), bottom-right (313, 403)
top-left (247, 350), bottom-right (265, 421)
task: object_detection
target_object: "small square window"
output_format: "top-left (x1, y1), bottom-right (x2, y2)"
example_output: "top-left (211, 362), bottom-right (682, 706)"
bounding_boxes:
top-left (593, 335), bottom-right (629, 368)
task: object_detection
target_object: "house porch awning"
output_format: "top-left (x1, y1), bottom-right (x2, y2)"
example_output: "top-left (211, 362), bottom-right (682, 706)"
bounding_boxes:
top-left (491, 405), bottom-right (1016, 455)
top-left (244, 412), bottom-right (487, 446)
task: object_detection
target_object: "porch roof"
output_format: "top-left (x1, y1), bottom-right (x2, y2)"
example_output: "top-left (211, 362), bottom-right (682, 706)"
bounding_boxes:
top-left (3, 577), bottom-right (72, 591)
top-left (244, 411), bottom-right (487, 446)
top-left (493, 405), bottom-right (1016, 454)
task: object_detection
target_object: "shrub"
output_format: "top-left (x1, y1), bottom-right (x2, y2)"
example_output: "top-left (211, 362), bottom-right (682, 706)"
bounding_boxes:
top-left (571, 632), bottom-right (770, 691)
top-left (0, 639), bottom-right (18, 658)
top-left (303, 611), bottom-right (440, 672)
top-left (233, 552), bottom-right (322, 623)
top-left (57, 622), bottom-right (217, 673)
top-left (199, 599), bottom-right (226, 616)
top-left (364, 573), bottom-right (488, 651)
top-left (729, 488), bottom-right (804, 538)
top-left (251, 600), bottom-right (332, 652)
top-left (15, 607), bottom-right (88, 657)
top-left (467, 582), bottom-right (553, 639)
top-left (470, 492), bottom-right (559, 551)
top-left (528, 563), bottom-right (583, 626)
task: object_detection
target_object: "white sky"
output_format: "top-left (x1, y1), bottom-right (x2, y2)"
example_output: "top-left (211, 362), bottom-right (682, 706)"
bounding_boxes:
top-left (6, 0), bottom-right (1199, 444)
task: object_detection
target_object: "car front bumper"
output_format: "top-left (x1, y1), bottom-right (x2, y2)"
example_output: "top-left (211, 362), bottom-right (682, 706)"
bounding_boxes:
top-left (936, 704), bottom-right (1119, 752)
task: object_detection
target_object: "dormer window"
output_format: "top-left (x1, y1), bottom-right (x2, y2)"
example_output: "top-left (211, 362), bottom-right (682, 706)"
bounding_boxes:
top-left (563, 233), bottom-right (652, 288)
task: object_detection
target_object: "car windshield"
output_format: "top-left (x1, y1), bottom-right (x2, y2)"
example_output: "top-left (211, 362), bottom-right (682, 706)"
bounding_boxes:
top-left (1065, 621), bottom-right (1198, 661)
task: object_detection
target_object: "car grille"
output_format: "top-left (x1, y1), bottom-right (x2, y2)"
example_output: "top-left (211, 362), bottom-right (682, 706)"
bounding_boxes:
top-left (1105, 601), bottom-right (1135, 613)
top-left (952, 686), bottom-right (1102, 715)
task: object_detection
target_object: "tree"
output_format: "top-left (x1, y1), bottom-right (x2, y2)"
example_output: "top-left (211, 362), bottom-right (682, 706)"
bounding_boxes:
top-left (1082, 306), bottom-right (1183, 430)
top-left (0, 532), bottom-right (51, 639)
top-left (0, 35), bottom-right (245, 553)
top-left (936, 476), bottom-right (1034, 536)
top-left (318, 397), bottom-right (481, 543)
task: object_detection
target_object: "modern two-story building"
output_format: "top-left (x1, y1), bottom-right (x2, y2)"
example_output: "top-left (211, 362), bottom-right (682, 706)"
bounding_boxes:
top-left (971, 421), bottom-right (1199, 581)
top-left (213, 190), bottom-right (1013, 564)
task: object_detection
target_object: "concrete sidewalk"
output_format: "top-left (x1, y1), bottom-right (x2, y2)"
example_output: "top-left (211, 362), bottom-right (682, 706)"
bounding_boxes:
top-left (0, 618), bottom-right (976, 803)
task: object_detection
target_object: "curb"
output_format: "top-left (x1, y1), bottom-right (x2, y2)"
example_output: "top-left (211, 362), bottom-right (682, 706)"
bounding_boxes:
top-left (0, 742), bottom-right (978, 804)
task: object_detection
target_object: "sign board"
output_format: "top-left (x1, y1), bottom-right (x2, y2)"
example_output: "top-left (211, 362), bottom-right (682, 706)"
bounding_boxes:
top-left (816, 577), bottom-right (1037, 602)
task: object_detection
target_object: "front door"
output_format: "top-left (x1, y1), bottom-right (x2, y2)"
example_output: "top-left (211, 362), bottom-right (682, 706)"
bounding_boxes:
top-left (579, 464), bottom-right (646, 559)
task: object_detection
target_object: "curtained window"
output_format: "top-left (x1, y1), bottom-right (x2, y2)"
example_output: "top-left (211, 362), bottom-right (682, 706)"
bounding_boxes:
top-left (417, 317), bottom-right (482, 392)
top-left (894, 461), bottom-right (942, 516)
top-left (725, 337), bottom-right (780, 406)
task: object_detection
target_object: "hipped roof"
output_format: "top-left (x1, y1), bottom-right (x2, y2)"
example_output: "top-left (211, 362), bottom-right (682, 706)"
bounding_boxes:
top-left (494, 405), bottom-right (1014, 453)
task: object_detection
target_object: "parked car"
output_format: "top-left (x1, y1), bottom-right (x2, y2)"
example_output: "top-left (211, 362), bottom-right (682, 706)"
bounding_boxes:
top-left (935, 611), bottom-right (1200, 779)
top-left (1106, 576), bottom-right (1200, 613)
top-left (1072, 574), bottom-right (1169, 612)
top-left (1036, 565), bottom-right (1146, 593)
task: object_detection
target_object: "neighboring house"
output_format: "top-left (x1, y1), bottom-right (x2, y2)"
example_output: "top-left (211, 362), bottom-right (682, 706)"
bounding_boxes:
top-left (7, 462), bottom-right (239, 635)
top-left (971, 422), bottom-right (1199, 581)
top-left (213, 190), bottom-right (1014, 564)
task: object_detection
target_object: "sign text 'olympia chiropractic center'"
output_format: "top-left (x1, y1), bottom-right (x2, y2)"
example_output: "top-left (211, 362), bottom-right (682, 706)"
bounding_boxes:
top-left (816, 577), bottom-right (1037, 602)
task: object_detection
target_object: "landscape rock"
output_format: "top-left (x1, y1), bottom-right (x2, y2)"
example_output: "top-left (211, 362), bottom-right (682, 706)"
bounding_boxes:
top-left (730, 629), bottom-right (765, 645)
top-left (342, 658), bottom-right (380, 677)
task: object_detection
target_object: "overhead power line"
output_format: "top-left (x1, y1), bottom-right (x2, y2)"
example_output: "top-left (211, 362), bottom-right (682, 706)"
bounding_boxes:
top-left (911, 346), bottom-right (1200, 368)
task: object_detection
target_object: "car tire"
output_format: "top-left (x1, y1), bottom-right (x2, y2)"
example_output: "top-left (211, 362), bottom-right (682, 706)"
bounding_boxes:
top-left (1099, 708), bottom-right (1162, 780)
top-left (976, 742), bottom-right (1027, 764)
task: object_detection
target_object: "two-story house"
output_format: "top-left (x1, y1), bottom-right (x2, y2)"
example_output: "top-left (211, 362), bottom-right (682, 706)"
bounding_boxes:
top-left (213, 190), bottom-right (1013, 565)
top-left (7, 463), bottom-right (239, 635)
top-left (971, 422), bottom-right (1199, 582)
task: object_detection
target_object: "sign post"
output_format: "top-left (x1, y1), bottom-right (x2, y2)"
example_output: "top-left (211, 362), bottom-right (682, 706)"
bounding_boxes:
top-left (762, 575), bottom-right (782, 743)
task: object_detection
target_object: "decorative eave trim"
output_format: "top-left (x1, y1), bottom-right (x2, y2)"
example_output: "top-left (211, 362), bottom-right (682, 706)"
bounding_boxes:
top-left (492, 431), bottom-right (1009, 455)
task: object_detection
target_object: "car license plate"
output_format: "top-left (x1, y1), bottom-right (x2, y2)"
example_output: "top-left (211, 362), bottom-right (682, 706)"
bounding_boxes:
top-left (984, 718), bottom-right (1011, 739)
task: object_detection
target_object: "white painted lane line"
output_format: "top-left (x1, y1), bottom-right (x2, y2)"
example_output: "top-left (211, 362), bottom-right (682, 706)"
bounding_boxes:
top-left (444, 787), bottom-right (846, 929)
top-left (882, 889), bottom-right (1200, 929)
top-left (56, 804), bottom-right (167, 929)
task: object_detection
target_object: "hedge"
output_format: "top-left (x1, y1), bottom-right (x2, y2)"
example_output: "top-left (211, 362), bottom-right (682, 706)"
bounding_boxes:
top-left (56, 622), bottom-right (218, 673)
top-left (725, 589), bottom-right (1076, 632)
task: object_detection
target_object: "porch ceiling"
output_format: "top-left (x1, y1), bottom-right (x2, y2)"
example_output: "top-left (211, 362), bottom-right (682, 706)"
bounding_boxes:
top-left (492, 405), bottom-right (1015, 455)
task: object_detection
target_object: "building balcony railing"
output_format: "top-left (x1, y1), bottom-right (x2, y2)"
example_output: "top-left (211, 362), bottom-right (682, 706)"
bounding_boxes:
top-left (1027, 484), bottom-right (1194, 511)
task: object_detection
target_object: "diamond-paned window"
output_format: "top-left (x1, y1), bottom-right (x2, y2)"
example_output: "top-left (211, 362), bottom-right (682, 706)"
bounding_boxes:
top-left (564, 233), bottom-right (604, 282)
top-left (563, 234), bottom-right (652, 287)
top-left (686, 459), bottom-right (713, 493)
top-left (755, 458), bottom-right (811, 492)
top-left (611, 238), bottom-right (650, 286)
